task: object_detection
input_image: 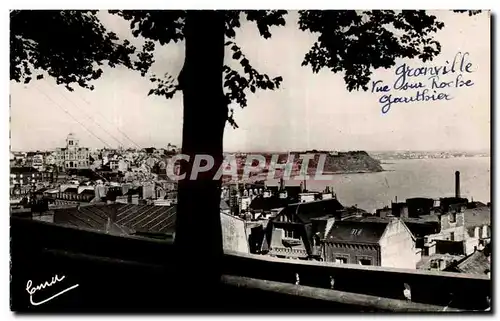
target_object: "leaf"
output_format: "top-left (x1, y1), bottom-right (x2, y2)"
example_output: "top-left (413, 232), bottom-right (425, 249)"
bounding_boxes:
top-left (232, 51), bottom-right (242, 60)
top-left (148, 89), bottom-right (155, 96)
top-left (226, 29), bottom-right (236, 38)
top-left (36, 74), bottom-right (44, 80)
top-left (250, 85), bottom-right (256, 93)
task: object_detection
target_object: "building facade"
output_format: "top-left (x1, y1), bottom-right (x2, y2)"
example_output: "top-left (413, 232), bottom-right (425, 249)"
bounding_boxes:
top-left (55, 133), bottom-right (90, 170)
top-left (31, 154), bottom-right (44, 171)
top-left (421, 202), bottom-right (491, 256)
top-left (322, 218), bottom-right (419, 269)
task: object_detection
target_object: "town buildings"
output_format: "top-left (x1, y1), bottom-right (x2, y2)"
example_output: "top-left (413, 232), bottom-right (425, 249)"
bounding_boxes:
top-left (10, 152), bottom-right (26, 166)
top-left (10, 166), bottom-right (53, 196)
top-left (254, 195), bottom-right (420, 270)
top-left (263, 198), bottom-right (343, 260)
top-left (54, 133), bottom-right (90, 170)
top-left (373, 171), bottom-right (491, 271)
top-left (9, 134), bottom-right (492, 279)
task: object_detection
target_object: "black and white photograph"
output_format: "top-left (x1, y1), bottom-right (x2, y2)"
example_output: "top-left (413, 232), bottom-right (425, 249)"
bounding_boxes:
top-left (8, 5), bottom-right (492, 314)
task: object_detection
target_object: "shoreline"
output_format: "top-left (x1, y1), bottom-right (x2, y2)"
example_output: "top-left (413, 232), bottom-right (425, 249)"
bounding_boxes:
top-left (223, 169), bottom-right (386, 184)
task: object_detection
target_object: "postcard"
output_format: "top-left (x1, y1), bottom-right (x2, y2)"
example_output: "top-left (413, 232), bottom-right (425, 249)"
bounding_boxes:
top-left (9, 9), bottom-right (491, 313)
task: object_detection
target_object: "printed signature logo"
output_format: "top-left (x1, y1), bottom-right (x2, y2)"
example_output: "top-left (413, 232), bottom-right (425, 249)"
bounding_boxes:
top-left (26, 274), bottom-right (79, 306)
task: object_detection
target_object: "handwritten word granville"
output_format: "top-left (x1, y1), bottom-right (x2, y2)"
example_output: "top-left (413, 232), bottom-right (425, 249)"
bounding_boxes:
top-left (393, 52), bottom-right (474, 90)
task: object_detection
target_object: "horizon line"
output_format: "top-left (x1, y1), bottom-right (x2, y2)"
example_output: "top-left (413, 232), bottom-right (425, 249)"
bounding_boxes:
top-left (10, 148), bottom-right (491, 153)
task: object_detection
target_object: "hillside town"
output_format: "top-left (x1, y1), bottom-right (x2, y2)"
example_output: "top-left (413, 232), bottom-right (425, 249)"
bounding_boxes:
top-left (10, 133), bottom-right (491, 280)
top-left (370, 150), bottom-right (491, 160)
top-left (8, 7), bottom-right (493, 313)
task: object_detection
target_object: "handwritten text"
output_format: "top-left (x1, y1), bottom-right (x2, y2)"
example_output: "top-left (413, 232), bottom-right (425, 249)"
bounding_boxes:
top-left (371, 52), bottom-right (475, 114)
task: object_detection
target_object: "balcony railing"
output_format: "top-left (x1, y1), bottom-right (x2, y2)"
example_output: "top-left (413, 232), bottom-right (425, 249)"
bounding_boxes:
top-left (10, 216), bottom-right (491, 313)
top-left (269, 246), bottom-right (308, 256)
top-left (223, 249), bottom-right (490, 310)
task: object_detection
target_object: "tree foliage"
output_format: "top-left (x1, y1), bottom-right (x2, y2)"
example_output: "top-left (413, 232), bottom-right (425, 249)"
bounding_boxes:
top-left (10, 10), bottom-right (136, 91)
top-left (10, 10), bottom-right (480, 125)
top-left (299, 10), bottom-right (446, 91)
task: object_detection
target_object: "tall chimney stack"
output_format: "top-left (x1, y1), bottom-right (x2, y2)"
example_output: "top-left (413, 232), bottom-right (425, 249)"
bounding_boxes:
top-left (455, 171), bottom-right (461, 198)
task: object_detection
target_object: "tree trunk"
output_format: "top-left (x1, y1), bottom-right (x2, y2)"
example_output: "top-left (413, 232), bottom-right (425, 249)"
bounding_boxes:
top-left (173, 10), bottom-right (227, 304)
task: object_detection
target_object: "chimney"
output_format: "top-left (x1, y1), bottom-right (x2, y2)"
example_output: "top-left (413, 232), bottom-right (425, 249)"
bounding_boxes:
top-left (439, 259), bottom-right (446, 270)
top-left (354, 204), bottom-right (362, 217)
top-left (455, 171), bottom-right (461, 198)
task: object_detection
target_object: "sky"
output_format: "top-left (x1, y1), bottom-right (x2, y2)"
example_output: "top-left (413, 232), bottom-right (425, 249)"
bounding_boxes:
top-left (10, 10), bottom-right (490, 152)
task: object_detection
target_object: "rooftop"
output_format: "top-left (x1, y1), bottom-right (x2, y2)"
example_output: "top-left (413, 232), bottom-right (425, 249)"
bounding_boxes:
top-left (464, 206), bottom-right (490, 228)
top-left (280, 198), bottom-right (344, 224)
top-left (369, 214), bottom-right (440, 237)
top-left (63, 187), bottom-right (78, 194)
top-left (249, 195), bottom-right (291, 211)
top-left (324, 220), bottom-right (389, 244)
top-left (417, 254), bottom-right (465, 270)
top-left (445, 250), bottom-right (491, 275)
top-left (53, 203), bottom-right (177, 235)
top-left (10, 166), bottom-right (39, 174)
top-left (220, 199), bottom-right (230, 211)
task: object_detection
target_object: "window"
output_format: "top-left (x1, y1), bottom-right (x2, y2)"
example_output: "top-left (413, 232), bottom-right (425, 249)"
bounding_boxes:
top-left (335, 257), bottom-right (347, 264)
top-left (474, 227), bottom-right (480, 238)
top-left (285, 229), bottom-right (296, 239)
top-left (68, 140), bottom-right (73, 146)
top-left (478, 240), bottom-right (485, 250)
top-left (351, 228), bottom-right (362, 236)
top-left (449, 212), bottom-right (457, 223)
top-left (482, 225), bottom-right (488, 239)
top-left (359, 259), bottom-right (372, 265)
top-left (450, 232), bottom-right (455, 241)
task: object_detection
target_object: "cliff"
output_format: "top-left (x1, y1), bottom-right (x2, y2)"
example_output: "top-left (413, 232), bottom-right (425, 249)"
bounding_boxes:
top-left (291, 151), bottom-right (384, 175)
top-left (225, 151), bottom-right (383, 182)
